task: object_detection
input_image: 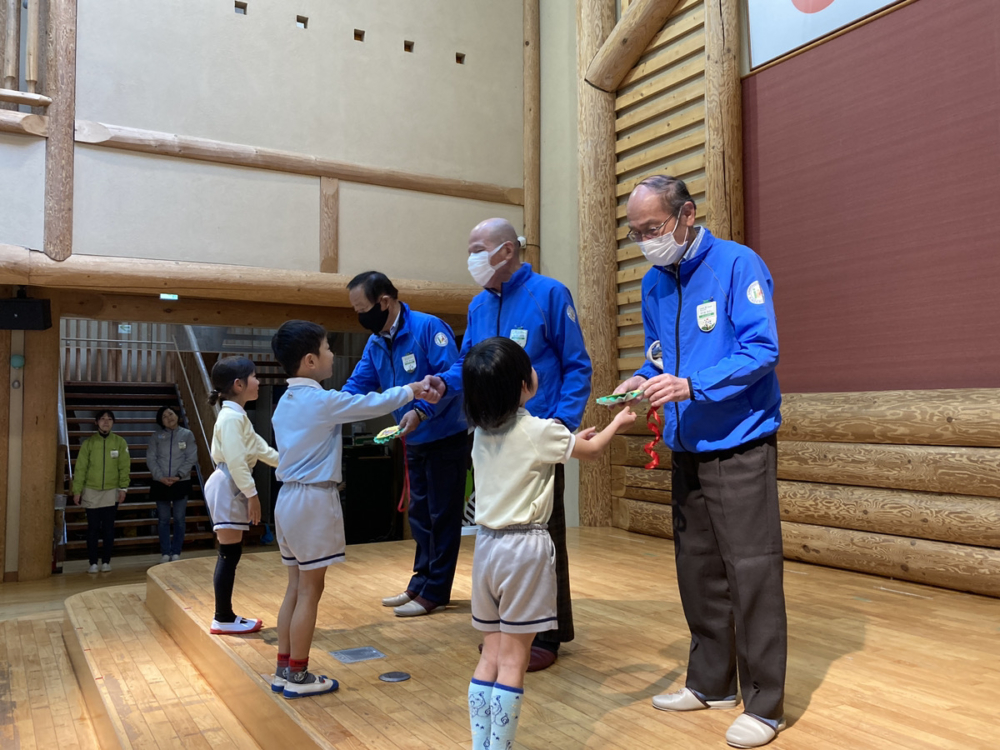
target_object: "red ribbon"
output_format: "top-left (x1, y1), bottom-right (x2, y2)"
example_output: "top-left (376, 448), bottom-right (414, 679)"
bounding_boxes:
top-left (397, 436), bottom-right (411, 513)
top-left (643, 406), bottom-right (661, 470)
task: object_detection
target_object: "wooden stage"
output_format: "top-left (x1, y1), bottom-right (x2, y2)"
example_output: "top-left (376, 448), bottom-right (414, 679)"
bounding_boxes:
top-left (18, 528), bottom-right (1000, 748)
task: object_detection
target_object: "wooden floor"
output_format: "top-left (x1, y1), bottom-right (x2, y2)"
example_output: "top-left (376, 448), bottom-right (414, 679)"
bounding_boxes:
top-left (2, 527), bottom-right (999, 749)
top-left (149, 528), bottom-right (998, 750)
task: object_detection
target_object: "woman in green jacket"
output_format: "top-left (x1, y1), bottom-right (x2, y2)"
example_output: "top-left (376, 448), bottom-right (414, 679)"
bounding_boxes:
top-left (72, 410), bottom-right (131, 573)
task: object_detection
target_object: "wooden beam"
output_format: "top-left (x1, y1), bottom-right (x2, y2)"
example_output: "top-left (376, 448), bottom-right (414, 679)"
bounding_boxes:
top-left (704, 0), bottom-right (743, 242)
top-left (577, 0), bottom-right (618, 527)
top-left (0, 109), bottom-right (48, 136)
top-left (43, 0), bottom-right (76, 261)
top-left (779, 440), bottom-right (1000, 499)
top-left (0, 244), bottom-right (480, 315)
top-left (0, 88), bottom-right (51, 107)
top-left (779, 480), bottom-right (1000, 549)
top-left (74, 120), bottom-right (525, 207)
top-left (25, 0), bottom-right (39, 94)
top-left (2, 0), bottom-right (18, 93)
top-left (319, 177), bottom-right (339, 274)
top-left (522, 0), bottom-right (541, 271)
top-left (17, 301), bottom-right (59, 580)
top-left (779, 389), bottom-right (1000, 448)
top-left (584, 0), bottom-right (681, 93)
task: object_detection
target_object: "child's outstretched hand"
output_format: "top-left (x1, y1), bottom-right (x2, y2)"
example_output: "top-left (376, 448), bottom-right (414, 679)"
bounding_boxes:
top-left (612, 406), bottom-right (637, 431)
top-left (576, 427), bottom-right (599, 441)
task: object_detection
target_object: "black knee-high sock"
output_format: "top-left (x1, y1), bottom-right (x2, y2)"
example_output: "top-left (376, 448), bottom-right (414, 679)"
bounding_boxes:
top-left (213, 541), bottom-right (243, 622)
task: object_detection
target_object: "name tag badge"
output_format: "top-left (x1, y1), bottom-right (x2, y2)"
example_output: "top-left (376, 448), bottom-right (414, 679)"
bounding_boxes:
top-left (510, 328), bottom-right (528, 348)
top-left (697, 300), bottom-right (717, 332)
top-left (402, 353), bottom-right (417, 373)
top-left (110, 450), bottom-right (120, 459)
top-left (178, 442), bottom-right (187, 450)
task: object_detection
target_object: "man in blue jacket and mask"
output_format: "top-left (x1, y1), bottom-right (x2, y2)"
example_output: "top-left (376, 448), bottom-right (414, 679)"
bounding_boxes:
top-left (344, 271), bottom-right (469, 618)
top-left (431, 217), bottom-right (592, 671)
top-left (615, 176), bottom-right (787, 749)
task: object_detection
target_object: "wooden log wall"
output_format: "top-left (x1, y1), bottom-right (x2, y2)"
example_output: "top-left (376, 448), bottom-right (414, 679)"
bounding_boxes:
top-left (611, 389), bottom-right (1000, 598)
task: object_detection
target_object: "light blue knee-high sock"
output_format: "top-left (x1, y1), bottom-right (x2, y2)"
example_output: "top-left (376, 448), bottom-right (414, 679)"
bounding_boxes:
top-left (468, 678), bottom-right (493, 749)
top-left (490, 683), bottom-right (523, 750)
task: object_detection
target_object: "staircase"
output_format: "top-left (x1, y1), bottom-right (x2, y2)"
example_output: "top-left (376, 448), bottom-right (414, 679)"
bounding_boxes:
top-left (63, 381), bottom-right (215, 559)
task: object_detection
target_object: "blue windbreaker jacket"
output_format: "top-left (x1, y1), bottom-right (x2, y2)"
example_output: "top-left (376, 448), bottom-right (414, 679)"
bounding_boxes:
top-left (342, 303), bottom-right (467, 445)
top-left (635, 229), bottom-right (782, 453)
top-left (434, 263), bottom-right (593, 431)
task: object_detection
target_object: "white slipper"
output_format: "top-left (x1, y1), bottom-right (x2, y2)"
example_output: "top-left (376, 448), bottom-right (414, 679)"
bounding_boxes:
top-left (282, 672), bottom-right (339, 699)
top-left (210, 616), bottom-right (263, 635)
top-left (381, 592), bottom-right (413, 607)
top-left (726, 714), bottom-right (786, 748)
top-left (652, 687), bottom-right (740, 712)
top-left (271, 666), bottom-right (288, 693)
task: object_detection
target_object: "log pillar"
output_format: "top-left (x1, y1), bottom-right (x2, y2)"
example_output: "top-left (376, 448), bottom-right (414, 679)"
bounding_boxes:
top-left (523, 0), bottom-right (541, 271)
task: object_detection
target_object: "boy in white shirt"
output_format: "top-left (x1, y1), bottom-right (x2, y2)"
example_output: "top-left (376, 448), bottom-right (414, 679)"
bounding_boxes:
top-left (269, 320), bottom-right (441, 698)
top-left (463, 337), bottom-right (636, 749)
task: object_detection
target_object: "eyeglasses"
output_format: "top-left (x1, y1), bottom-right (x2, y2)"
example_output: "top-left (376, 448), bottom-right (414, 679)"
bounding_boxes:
top-left (627, 216), bottom-right (676, 244)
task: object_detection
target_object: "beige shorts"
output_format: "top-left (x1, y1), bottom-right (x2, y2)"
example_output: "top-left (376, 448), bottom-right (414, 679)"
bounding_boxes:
top-left (274, 482), bottom-right (346, 571)
top-left (471, 525), bottom-right (558, 634)
top-left (204, 464), bottom-right (250, 532)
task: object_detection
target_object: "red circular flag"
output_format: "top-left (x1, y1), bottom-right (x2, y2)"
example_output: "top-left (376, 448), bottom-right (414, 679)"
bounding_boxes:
top-left (792, 0), bottom-right (836, 12)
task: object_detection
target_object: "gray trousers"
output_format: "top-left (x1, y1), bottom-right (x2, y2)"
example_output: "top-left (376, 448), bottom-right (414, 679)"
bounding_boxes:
top-left (671, 434), bottom-right (787, 720)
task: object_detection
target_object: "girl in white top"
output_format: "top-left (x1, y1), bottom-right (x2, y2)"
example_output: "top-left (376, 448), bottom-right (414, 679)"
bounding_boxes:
top-left (204, 356), bottom-right (279, 635)
top-left (463, 337), bottom-right (636, 750)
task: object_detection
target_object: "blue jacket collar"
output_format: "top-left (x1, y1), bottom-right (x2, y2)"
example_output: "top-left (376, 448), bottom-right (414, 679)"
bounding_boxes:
top-left (489, 262), bottom-right (532, 296)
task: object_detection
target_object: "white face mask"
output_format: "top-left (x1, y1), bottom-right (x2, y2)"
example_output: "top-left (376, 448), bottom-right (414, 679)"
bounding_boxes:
top-left (639, 218), bottom-right (689, 267)
top-left (468, 241), bottom-right (507, 287)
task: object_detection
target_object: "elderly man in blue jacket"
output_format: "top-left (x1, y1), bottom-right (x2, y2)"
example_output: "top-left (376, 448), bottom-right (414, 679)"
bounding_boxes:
top-left (615, 176), bottom-right (787, 749)
top-left (344, 271), bottom-right (469, 618)
top-left (430, 217), bottom-right (593, 671)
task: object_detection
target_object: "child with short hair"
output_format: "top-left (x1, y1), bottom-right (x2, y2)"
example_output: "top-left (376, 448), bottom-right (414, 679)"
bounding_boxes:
top-left (268, 320), bottom-right (442, 698)
top-left (204, 356), bottom-right (279, 635)
top-left (462, 337), bottom-right (636, 749)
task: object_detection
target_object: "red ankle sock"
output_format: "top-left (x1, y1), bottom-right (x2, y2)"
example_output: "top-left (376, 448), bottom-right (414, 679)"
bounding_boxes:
top-left (289, 657), bottom-right (309, 674)
top-left (277, 653), bottom-right (290, 670)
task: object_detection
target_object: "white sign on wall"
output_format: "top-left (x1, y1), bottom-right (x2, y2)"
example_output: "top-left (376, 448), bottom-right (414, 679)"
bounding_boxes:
top-left (747, 0), bottom-right (901, 68)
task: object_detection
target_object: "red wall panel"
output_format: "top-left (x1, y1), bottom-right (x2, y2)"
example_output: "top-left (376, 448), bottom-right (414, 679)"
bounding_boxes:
top-left (743, 0), bottom-right (1000, 393)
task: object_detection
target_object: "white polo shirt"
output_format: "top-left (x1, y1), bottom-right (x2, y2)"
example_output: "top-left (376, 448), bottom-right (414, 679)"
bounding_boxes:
top-left (472, 408), bottom-right (576, 529)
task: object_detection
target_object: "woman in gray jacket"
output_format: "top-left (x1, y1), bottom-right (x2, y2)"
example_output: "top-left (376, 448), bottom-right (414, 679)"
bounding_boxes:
top-left (147, 405), bottom-right (198, 562)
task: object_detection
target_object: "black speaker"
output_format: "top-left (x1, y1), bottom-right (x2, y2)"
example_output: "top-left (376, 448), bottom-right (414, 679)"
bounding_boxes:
top-left (0, 298), bottom-right (52, 330)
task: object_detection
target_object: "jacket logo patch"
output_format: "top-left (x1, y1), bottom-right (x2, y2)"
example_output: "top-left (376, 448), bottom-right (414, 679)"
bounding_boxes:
top-left (566, 305), bottom-right (577, 323)
top-left (747, 281), bottom-right (765, 305)
top-left (697, 300), bottom-right (717, 332)
top-left (434, 332), bottom-right (448, 347)
top-left (402, 353), bottom-right (417, 373)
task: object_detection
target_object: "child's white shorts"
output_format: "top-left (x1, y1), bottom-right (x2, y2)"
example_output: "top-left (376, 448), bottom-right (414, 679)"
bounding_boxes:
top-left (471, 524), bottom-right (557, 634)
top-left (204, 464), bottom-right (250, 532)
top-left (274, 481), bottom-right (346, 571)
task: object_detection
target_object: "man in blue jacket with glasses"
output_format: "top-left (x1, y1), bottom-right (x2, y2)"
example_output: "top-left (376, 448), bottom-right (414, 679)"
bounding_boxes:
top-left (615, 176), bottom-right (787, 749)
top-left (344, 271), bottom-right (469, 618)
top-left (430, 217), bottom-right (592, 671)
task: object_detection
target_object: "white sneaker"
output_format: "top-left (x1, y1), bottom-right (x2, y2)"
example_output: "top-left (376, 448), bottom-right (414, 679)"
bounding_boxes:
top-left (160, 554), bottom-right (170, 563)
top-left (88, 564), bottom-right (98, 574)
top-left (210, 616), bottom-right (263, 635)
top-left (726, 714), bottom-right (786, 748)
top-left (271, 666), bottom-right (289, 693)
top-left (652, 687), bottom-right (740, 712)
top-left (100, 562), bottom-right (112, 573)
top-left (282, 671), bottom-right (339, 699)
top-left (170, 554), bottom-right (181, 562)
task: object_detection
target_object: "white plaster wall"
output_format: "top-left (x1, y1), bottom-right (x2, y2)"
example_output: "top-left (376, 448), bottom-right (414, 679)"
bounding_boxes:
top-left (0, 134), bottom-right (45, 250)
top-left (540, 1), bottom-right (581, 527)
top-left (338, 183), bottom-right (523, 286)
top-left (75, 0), bottom-right (523, 187)
top-left (72, 146), bottom-right (321, 271)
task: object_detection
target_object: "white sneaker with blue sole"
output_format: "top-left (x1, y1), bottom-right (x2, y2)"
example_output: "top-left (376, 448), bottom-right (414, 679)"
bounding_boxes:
top-left (271, 666), bottom-right (288, 693)
top-left (282, 671), bottom-right (339, 699)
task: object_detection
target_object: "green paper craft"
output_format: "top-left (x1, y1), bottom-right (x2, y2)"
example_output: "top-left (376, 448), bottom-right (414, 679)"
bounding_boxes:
top-left (374, 425), bottom-right (403, 444)
top-left (595, 389), bottom-right (643, 406)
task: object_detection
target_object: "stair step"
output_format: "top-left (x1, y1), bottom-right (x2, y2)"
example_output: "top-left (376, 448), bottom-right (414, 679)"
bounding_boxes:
top-left (67, 417), bottom-right (164, 424)
top-left (65, 381), bottom-right (178, 390)
top-left (66, 393), bottom-right (178, 402)
top-left (70, 431), bottom-right (153, 438)
top-left (66, 405), bottom-right (173, 412)
top-left (65, 500), bottom-right (207, 514)
top-left (65, 532), bottom-right (215, 550)
top-left (64, 585), bottom-right (262, 749)
top-left (66, 516), bottom-right (212, 532)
